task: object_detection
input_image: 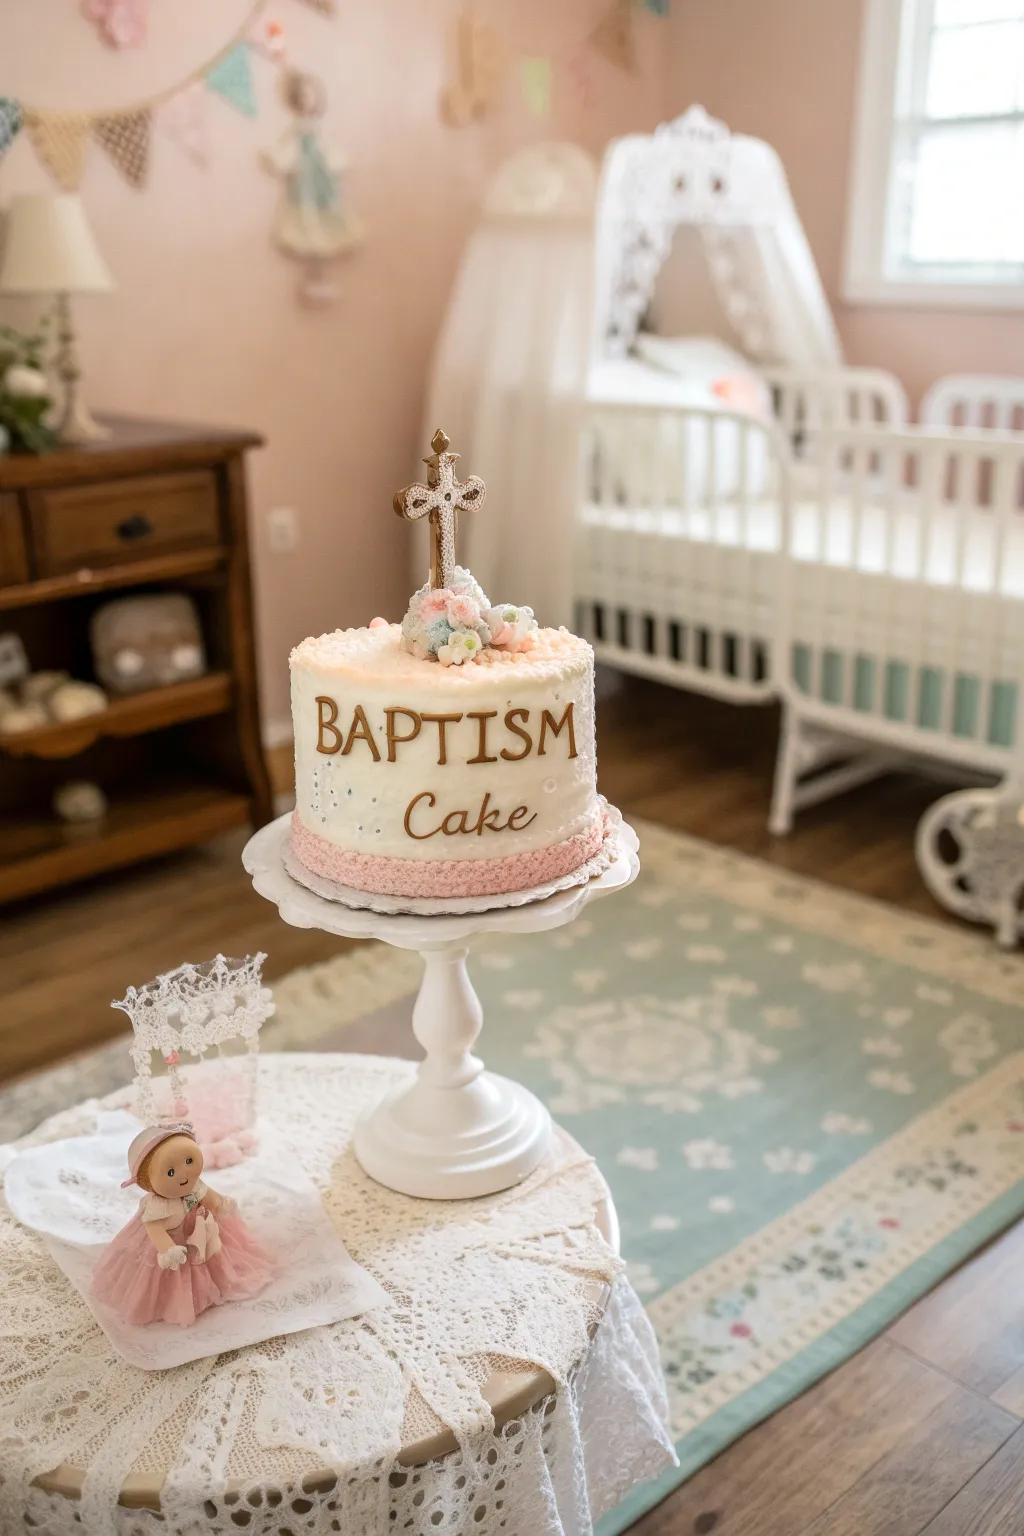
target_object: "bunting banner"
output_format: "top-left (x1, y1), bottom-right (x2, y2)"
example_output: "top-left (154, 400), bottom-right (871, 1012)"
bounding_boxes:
top-left (520, 57), bottom-right (552, 119)
top-left (158, 81), bottom-right (210, 167)
top-left (24, 111), bottom-right (91, 190)
top-left (94, 109), bottom-right (151, 187)
top-left (0, 98), bottom-right (22, 161)
top-left (292, 0), bottom-right (336, 11)
top-left (590, 0), bottom-right (637, 72)
top-left (640, 0), bottom-right (670, 13)
top-left (205, 41), bottom-right (258, 117)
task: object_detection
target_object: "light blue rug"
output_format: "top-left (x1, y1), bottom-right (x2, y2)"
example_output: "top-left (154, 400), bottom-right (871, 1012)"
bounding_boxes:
top-left (458, 823), bottom-right (1024, 1528)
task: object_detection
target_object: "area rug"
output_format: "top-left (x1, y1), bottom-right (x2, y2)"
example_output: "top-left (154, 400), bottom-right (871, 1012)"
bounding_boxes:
top-left (4, 821), bottom-right (1024, 1532)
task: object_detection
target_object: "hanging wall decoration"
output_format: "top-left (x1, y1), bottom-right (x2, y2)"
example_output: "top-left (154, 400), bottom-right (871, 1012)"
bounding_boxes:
top-left (205, 40), bottom-right (259, 118)
top-left (93, 109), bottom-right (151, 187)
top-left (158, 81), bottom-right (209, 166)
top-left (24, 111), bottom-right (92, 191)
top-left (589, 0), bottom-right (638, 72)
top-left (440, 9), bottom-right (505, 127)
top-left (2, 0), bottom-right (334, 192)
top-left (262, 67), bottom-right (363, 307)
top-left (82, 0), bottom-right (149, 51)
top-left (520, 57), bottom-right (552, 120)
top-left (0, 98), bottom-right (22, 161)
top-left (640, 0), bottom-right (670, 13)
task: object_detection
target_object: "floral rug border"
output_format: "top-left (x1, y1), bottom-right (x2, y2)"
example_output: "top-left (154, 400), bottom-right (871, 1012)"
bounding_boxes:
top-left (646, 1050), bottom-right (1024, 1437)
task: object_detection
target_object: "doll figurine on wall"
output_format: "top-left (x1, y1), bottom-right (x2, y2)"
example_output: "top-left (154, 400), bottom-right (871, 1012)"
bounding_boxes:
top-left (262, 68), bottom-right (364, 307)
top-left (92, 1123), bottom-right (273, 1328)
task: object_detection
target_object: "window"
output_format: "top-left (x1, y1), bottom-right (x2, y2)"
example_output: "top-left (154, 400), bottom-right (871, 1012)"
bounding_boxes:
top-left (845, 0), bottom-right (1024, 306)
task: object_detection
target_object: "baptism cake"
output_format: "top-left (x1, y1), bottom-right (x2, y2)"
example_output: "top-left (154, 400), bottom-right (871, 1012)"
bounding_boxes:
top-left (288, 430), bottom-right (608, 902)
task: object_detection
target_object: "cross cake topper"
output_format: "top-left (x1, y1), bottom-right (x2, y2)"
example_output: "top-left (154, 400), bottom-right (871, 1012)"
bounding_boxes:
top-left (393, 428), bottom-right (486, 590)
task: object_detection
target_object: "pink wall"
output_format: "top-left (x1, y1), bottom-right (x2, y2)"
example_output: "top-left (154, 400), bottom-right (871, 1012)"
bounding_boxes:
top-left (668, 0), bottom-right (1024, 413)
top-left (0, 2), bottom-right (672, 730)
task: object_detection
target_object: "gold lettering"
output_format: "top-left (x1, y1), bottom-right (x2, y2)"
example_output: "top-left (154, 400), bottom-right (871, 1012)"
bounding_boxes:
top-left (442, 807), bottom-right (472, 835)
top-left (315, 696), bottom-right (342, 755)
top-left (342, 704), bottom-right (381, 761)
top-left (500, 707), bottom-right (533, 761)
top-left (466, 709), bottom-right (498, 764)
top-left (538, 702), bottom-right (577, 759)
top-left (403, 790), bottom-right (437, 839)
top-left (385, 707), bottom-right (422, 762)
top-left (507, 804), bottom-right (538, 831)
top-left (421, 711), bottom-right (463, 766)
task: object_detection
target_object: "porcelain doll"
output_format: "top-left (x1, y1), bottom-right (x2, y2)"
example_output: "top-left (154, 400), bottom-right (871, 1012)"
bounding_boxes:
top-left (92, 1123), bottom-right (273, 1327)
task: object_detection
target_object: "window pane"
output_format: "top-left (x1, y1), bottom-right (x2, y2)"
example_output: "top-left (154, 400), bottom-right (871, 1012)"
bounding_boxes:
top-left (925, 21), bottom-right (1021, 117)
top-left (934, 0), bottom-right (1022, 24)
top-left (904, 122), bottom-right (1024, 264)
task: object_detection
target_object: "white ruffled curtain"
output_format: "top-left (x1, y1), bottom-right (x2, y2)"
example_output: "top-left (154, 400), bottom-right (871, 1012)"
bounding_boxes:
top-left (417, 143), bottom-right (598, 629)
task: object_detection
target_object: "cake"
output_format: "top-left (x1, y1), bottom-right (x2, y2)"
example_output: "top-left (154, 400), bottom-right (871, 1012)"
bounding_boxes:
top-left (287, 430), bottom-right (607, 903)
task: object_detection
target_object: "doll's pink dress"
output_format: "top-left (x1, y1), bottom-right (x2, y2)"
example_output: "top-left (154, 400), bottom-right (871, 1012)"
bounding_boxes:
top-left (92, 1180), bottom-right (273, 1327)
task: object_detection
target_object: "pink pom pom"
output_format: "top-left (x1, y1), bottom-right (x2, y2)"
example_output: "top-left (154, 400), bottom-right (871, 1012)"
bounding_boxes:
top-left (369, 616), bottom-right (388, 630)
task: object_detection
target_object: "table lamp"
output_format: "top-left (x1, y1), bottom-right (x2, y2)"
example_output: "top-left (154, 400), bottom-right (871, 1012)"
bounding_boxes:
top-left (0, 193), bottom-right (114, 444)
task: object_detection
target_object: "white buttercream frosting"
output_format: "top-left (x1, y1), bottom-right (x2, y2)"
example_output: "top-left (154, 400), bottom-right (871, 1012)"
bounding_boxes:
top-left (290, 623), bottom-right (598, 875)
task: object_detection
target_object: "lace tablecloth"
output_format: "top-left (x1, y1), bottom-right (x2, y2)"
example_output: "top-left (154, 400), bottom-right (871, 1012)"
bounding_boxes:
top-left (0, 1053), bottom-right (675, 1536)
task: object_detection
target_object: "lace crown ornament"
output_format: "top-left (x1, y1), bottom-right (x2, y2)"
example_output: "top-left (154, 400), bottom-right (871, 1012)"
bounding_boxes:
top-left (113, 954), bottom-right (274, 1151)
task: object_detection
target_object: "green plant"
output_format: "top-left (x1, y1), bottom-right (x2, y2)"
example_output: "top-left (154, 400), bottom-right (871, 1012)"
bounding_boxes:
top-left (0, 313), bottom-right (56, 454)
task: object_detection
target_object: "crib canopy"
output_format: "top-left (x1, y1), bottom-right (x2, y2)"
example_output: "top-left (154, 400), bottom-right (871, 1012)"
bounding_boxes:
top-left (593, 105), bottom-right (842, 368)
top-left (421, 141), bottom-right (598, 627)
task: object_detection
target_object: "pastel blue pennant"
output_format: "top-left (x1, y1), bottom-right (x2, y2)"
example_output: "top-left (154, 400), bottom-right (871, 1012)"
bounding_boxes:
top-left (642, 0), bottom-right (670, 13)
top-left (0, 98), bottom-right (23, 158)
top-left (205, 43), bottom-right (257, 118)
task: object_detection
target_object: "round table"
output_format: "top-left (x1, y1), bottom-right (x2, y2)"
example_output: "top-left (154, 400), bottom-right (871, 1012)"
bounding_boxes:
top-left (0, 1054), bottom-right (675, 1536)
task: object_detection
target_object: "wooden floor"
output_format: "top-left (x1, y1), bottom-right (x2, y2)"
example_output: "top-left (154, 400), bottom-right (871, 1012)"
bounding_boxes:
top-left (2, 675), bottom-right (1021, 1534)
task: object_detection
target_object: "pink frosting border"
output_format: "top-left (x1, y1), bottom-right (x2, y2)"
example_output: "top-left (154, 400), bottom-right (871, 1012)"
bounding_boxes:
top-left (289, 808), bottom-right (607, 899)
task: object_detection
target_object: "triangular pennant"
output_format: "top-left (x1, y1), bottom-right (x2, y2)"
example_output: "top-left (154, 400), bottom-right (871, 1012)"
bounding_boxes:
top-left (205, 42), bottom-right (257, 117)
top-left (159, 82), bottom-right (210, 167)
top-left (94, 109), bottom-right (151, 188)
top-left (589, 0), bottom-right (637, 72)
top-left (520, 57), bottom-right (552, 120)
top-left (25, 111), bottom-right (90, 190)
top-left (640, 0), bottom-right (670, 13)
top-left (0, 98), bottom-right (22, 160)
top-left (292, 0), bottom-right (336, 12)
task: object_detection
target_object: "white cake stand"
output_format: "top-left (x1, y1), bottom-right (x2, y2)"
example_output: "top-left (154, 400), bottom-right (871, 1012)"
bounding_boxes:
top-left (242, 813), bottom-right (639, 1200)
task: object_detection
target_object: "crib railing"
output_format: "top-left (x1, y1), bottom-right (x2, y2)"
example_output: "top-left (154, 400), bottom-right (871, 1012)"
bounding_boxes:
top-left (920, 374), bottom-right (1024, 433)
top-left (576, 401), bottom-right (790, 702)
top-left (780, 425), bottom-right (1024, 771)
top-left (761, 366), bottom-right (908, 462)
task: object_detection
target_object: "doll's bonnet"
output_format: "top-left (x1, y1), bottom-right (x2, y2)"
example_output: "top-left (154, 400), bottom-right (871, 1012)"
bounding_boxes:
top-left (121, 1122), bottom-right (196, 1189)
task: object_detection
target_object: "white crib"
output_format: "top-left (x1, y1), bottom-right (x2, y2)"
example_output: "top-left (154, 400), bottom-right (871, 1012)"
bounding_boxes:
top-left (576, 396), bottom-right (1024, 829)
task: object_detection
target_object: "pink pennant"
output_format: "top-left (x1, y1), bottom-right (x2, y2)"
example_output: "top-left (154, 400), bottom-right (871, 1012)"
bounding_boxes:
top-left (159, 83), bottom-right (210, 168)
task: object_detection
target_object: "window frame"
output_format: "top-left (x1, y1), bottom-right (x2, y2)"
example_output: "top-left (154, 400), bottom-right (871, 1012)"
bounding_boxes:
top-left (844, 0), bottom-right (1024, 310)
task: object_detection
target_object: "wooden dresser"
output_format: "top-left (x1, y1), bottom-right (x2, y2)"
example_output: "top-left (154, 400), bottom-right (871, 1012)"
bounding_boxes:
top-left (0, 416), bottom-right (273, 903)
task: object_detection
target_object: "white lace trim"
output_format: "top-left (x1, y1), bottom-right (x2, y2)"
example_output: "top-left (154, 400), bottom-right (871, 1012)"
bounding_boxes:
top-left (0, 1054), bottom-right (675, 1536)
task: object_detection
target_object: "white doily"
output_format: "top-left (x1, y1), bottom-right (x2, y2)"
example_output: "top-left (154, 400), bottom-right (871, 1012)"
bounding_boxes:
top-left (4, 1110), bottom-right (385, 1371)
top-left (0, 1054), bottom-right (675, 1536)
top-left (281, 800), bottom-right (629, 917)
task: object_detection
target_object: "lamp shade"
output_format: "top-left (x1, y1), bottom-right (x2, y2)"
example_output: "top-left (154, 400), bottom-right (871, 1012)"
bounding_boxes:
top-left (0, 193), bottom-right (113, 296)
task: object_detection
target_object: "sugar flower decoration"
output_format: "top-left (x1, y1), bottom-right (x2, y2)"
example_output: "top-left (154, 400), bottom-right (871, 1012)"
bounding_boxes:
top-left (401, 566), bottom-right (538, 664)
top-left (484, 604), bottom-right (537, 653)
top-left (437, 630), bottom-right (483, 667)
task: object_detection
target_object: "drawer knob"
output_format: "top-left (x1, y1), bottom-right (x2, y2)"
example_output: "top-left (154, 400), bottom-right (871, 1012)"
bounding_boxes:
top-left (116, 513), bottom-right (154, 541)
